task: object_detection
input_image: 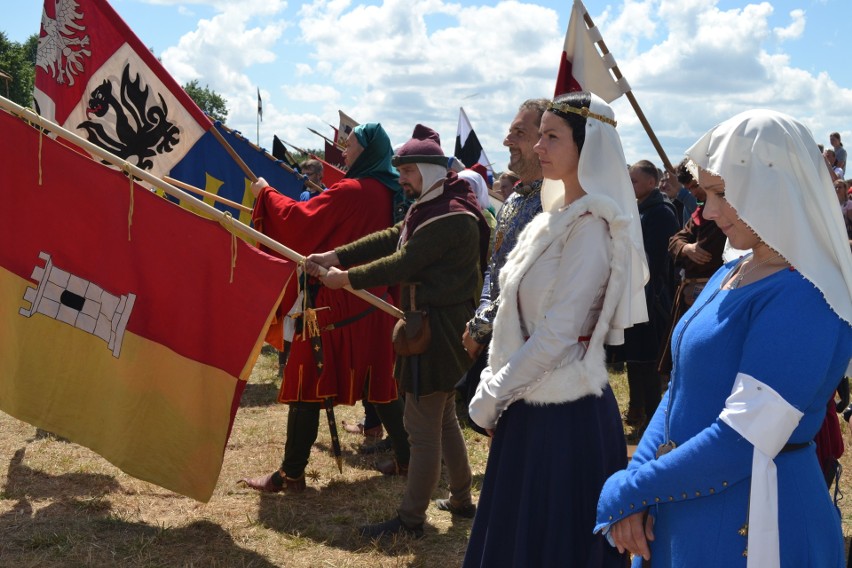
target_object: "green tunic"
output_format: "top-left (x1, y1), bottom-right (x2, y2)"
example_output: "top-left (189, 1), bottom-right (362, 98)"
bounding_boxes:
top-left (336, 214), bottom-right (482, 395)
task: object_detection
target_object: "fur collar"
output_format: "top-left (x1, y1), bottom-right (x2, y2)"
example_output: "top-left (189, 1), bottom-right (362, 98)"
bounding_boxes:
top-left (489, 193), bottom-right (632, 404)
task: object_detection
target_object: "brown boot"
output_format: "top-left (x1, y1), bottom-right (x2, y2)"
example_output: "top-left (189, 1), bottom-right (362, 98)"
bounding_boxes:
top-left (238, 471), bottom-right (306, 493)
top-left (363, 425), bottom-right (384, 445)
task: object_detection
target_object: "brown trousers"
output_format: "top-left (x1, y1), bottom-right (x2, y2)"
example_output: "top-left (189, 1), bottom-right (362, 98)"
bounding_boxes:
top-left (398, 391), bottom-right (472, 527)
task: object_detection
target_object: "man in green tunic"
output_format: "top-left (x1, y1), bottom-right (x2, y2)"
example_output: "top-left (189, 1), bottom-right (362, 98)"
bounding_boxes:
top-left (307, 124), bottom-right (490, 538)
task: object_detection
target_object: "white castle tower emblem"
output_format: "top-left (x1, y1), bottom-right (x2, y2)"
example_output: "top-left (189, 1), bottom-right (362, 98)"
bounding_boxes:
top-left (19, 252), bottom-right (136, 357)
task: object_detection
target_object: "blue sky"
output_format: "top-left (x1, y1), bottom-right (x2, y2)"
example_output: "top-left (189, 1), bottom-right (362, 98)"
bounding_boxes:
top-left (6, 0), bottom-right (852, 171)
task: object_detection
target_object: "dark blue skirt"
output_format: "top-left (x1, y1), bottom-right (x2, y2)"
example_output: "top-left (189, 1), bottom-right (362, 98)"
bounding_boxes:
top-left (463, 388), bottom-right (628, 568)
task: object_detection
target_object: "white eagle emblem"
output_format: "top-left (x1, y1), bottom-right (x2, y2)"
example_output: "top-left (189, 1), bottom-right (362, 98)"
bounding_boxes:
top-left (36, 0), bottom-right (92, 86)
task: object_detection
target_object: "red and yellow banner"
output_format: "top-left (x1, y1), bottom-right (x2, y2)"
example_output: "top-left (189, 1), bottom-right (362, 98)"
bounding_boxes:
top-left (0, 109), bottom-right (293, 501)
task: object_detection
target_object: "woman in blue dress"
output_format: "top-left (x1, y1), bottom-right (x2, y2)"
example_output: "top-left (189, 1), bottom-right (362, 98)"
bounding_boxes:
top-left (596, 109), bottom-right (852, 567)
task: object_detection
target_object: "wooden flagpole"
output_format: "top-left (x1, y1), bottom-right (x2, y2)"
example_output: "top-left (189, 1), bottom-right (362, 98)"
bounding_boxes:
top-left (580, 8), bottom-right (674, 172)
top-left (208, 123), bottom-right (324, 194)
top-left (162, 176), bottom-right (253, 214)
top-left (0, 96), bottom-right (403, 320)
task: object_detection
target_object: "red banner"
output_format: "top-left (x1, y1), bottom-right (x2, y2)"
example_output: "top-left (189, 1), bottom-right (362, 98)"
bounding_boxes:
top-left (0, 109), bottom-right (293, 501)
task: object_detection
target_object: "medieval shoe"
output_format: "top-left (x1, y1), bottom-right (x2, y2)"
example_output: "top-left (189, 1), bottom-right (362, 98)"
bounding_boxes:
top-left (238, 472), bottom-right (283, 493)
top-left (375, 458), bottom-right (408, 477)
top-left (434, 498), bottom-right (476, 519)
top-left (359, 516), bottom-right (424, 540)
top-left (238, 471), bottom-right (305, 493)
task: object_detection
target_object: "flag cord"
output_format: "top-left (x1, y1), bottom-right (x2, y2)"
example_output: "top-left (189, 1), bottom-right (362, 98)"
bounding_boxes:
top-left (125, 164), bottom-right (134, 241)
top-left (217, 212), bottom-right (238, 283)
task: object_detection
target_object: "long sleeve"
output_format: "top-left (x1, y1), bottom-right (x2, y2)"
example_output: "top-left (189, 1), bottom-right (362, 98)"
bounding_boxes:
top-left (470, 216), bottom-right (611, 429)
top-left (344, 215), bottom-right (481, 310)
top-left (668, 219), bottom-right (698, 267)
top-left (596, 274), bottom-right (851, 532)
top-left (335, 223), bottom-right (402, 268)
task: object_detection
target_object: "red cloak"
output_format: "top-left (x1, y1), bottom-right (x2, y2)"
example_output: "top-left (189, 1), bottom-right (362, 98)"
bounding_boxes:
top-left (252, 178), bottom-right (398, 405)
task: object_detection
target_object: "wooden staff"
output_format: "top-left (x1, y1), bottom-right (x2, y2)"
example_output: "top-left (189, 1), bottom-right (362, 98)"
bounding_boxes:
top-left (580, 5), bottom-right (674, 172)
top-left (210, 123), bottom-right (325, 195)
top-left (307, 127), bottom-right (339, 149)
top-left (163, 176), bottom-right (253, 214)
top-left (280, 138), bottom-right (310, 156)
top-left (0, 96), bottom-right (404, 320)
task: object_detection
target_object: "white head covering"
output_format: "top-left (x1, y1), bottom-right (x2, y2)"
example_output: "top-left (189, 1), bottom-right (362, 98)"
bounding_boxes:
top-left (415, 163), bottom-right (449, 202)
top-left (458, 169), bottom-right (491, 210)
top-left (540, 92), bottom-right (650, 340)
top-left (685, 109), bottom-right (852, 326)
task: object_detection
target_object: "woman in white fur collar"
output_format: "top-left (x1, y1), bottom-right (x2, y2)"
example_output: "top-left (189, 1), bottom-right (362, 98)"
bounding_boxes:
top-left (463, 92), bottom-right (648, 567)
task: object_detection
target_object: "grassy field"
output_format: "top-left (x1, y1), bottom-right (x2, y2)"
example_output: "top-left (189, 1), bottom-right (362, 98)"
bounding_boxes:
top-left (1, 349), bottom-right (851, 567)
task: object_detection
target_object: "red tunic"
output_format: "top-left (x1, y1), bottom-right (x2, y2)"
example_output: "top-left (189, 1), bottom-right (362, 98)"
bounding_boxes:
top-left (252, 178), bottom-right (398, 405)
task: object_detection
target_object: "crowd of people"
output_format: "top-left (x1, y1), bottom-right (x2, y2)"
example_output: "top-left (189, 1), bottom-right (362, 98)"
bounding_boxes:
top-left (236, 94), bottom-right (852, 567)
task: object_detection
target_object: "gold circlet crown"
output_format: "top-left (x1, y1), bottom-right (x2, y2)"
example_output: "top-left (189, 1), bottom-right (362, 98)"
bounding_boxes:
top-left (547, 101), bottom-right (617, 128)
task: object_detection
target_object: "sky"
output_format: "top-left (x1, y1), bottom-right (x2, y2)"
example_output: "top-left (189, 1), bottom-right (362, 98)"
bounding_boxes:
top-left (5, 0), bottom-right (852, 172)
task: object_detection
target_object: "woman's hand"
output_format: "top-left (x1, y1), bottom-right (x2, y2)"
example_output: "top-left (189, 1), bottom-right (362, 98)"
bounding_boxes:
top-left (609, 511), bottom-right (654, 561)
top-left (250, 177), bottom-right (268, 198)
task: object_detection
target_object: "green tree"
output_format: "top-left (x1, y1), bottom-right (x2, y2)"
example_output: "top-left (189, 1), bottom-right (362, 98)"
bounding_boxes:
top-left (183, 80), bottom-right (228, 123)
top-left (0, 32), bottom-right (38, 107)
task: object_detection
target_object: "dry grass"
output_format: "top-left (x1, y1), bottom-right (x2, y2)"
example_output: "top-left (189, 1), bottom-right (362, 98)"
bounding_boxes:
top-left (1, 352), bottom-right (851, 567)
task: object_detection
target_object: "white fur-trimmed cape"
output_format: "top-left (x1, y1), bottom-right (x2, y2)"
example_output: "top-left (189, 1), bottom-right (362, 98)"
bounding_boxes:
top-left (488, 192), bottom-right (632, 405)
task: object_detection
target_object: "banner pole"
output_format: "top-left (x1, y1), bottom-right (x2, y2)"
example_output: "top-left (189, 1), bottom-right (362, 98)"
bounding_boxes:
top-left (580, 6), bottom-right (673, 172)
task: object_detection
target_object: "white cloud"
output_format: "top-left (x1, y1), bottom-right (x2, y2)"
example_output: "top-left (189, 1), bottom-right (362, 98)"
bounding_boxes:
top-left (774, 9), bottom-right (805, 41)
top-left (152, 0), bottom-right (852, 172)
top-left (291, 0), bottom-right (563, 165)
top-left (282, 83), bottom-right (341, 103)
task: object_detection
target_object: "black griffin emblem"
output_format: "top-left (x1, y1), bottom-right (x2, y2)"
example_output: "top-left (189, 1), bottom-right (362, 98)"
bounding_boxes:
top-left (77, 64), bottom-right (181, 170)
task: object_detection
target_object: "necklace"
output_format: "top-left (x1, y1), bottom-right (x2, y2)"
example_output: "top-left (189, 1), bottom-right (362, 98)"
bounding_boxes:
top-left (728, 253), bottom-right (782, 289)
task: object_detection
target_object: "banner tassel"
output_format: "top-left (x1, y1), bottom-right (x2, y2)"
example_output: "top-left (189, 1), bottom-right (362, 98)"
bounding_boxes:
top-left (37, 120), bottom-right (43, 186)
top-left (125, 165), bottom-right (134, 241)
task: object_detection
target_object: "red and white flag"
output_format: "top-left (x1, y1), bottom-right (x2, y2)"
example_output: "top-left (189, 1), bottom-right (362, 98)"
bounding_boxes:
top-left (555, 0), bottom-right (626, 102)
top-left (34, 0), bottom-right (212, 178)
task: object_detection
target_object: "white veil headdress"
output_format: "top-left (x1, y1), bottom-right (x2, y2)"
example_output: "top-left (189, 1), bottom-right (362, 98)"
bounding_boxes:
top-left (685, 109), bottom-right (852, 328)
top-left (540, 92), bottom-right (649, 344)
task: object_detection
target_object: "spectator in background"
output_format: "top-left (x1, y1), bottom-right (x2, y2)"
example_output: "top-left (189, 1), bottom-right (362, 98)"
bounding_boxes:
top-left (825, 149), bottom-right (844, 181)
top-left (459, 99), bottom-right (547, 436)
top-left (830, 132), bottom-right (846, 175)
top-left (298, 159), bottom-right (325, 201)
top-left (659, 165), bottom-right (726, 378)
top-left (835, 179), bottom-right (852, 242)
top-left (496, 170), bottom-right (520, 200)
top-left (617, 159), bottom-right (679, 437)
